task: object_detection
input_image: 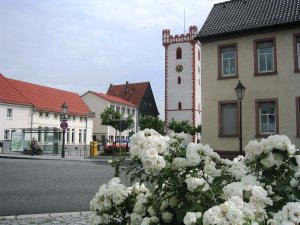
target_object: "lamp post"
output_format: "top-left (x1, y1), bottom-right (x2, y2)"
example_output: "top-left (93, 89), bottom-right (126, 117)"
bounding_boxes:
top-left (60, 102), bottom-right (68, 158)
top-left (235, 81), bottom-right (246, 155)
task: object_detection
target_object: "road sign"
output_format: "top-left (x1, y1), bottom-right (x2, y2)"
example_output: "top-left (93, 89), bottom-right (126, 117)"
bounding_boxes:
top-left (60, 121), bottom-right (68, 130)
top-left (60, 116), bottom-right (68, 122)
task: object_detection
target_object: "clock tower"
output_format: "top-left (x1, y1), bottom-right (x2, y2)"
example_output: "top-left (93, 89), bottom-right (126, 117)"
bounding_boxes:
top-left (162, 26), bottom-right (201, 141)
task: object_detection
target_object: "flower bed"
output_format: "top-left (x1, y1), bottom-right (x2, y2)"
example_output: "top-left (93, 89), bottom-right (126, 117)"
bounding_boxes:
top-left (103, 144), bottom-right (128, 156)
top-left (90, 129), bottom-right (300, 225)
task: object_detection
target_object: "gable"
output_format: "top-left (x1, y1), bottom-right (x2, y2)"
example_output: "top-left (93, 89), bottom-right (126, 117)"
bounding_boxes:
top-left (0, 74), bottom-right (31, 106)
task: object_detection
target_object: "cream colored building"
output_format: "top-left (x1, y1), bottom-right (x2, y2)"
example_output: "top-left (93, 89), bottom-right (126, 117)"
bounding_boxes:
top-left (196, 0), bottom-right (300, 155)
top-left (81, 91), bottom-right (138, 145)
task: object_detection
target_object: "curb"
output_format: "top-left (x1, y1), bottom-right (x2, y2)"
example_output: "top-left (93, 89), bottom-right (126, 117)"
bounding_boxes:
top-left (0, 211), bottom-right (91, 220)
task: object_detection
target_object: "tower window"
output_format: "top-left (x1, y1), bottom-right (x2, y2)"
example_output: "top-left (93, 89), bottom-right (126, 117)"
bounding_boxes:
top-left (178, 102), bottom-right (182, 110)
top-left (198, 50), bottom-right (200, 61)
top-left (178, 76), bottom-right (181, 84)
top-left (176, 47), bottom-right (182, 59)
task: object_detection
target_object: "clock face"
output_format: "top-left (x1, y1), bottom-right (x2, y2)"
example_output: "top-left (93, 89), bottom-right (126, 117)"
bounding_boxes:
top-left (176, 65), bottom-right (183, 72)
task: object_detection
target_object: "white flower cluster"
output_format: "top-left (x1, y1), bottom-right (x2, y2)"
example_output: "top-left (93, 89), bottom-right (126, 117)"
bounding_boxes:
top-left (171, 142), bottom-right (220, 172)
top-left (129, 129), bottom-right (169, 174)
top-left (222, 155), bottom-right (248, 180)
top-left (245, 135), bottom-right (298, 162)
top-left (203, 196), bottom-right (267, 225)
top-left (90, 177), bottom-right (131, 224)
top-left (185, 176), bottom-right (209, 192)
top-left (183, 211), bottom-right (202, 225)
top-left (268, 202), bottom-right (300, 225)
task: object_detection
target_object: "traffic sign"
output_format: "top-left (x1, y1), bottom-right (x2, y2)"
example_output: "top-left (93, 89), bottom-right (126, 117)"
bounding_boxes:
top-left (60, 121), bottom-right (68, 130)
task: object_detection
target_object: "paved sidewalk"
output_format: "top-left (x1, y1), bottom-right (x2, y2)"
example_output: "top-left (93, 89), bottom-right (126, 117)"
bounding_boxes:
top-left (0, 211), bottom-right (91, 225)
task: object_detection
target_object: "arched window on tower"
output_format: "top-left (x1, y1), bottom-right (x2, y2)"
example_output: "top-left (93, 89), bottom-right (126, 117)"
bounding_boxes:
top-left (176, 47), bottom-right (182, 59)
top-left (178, 102), bottom-right (182, 110)
top-left (178, 76), bottom-right (181, 84)
top-left (198, 49), bottom-right (201, 61)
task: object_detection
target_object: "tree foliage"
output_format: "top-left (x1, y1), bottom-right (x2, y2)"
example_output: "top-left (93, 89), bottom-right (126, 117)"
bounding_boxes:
top-left (100, 107), bottom-right (134, 132)
top-left (168, 118), bottom-right (201, 135)
top-left (139, 115), bottom-right (164, 134)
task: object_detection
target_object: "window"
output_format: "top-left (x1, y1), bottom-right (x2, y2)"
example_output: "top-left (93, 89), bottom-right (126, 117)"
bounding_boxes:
top-left (4, 130), bottom-right (10, 140)
top-left (66, 128), bottom-right (70, 143)
top-left (176, 47), bottom-right (182, 59)
top-left (254, 38), bottom-right (277, 75)
top-left (38, 127), bottom-right (42, 142)
top-left (71, 129), bottom-right (75, 143)
top-left (178, 76), bottom-right (181, 84)
top-left (219, 101), bottom-right (239, 136)
top-left (39, 112), bottom-right (43, 117)
top-left (73, 116), bottom-right (76, 121)
top-left (54, 114), bottom-right (58, 119)
top-left (44, 127), bottom-right (49, 143)
top-left (45, 112), bottom-right (49, 118)
top-left (83, 129), bottom-right (86, 143)
top-left (198, 49), bottom-right (200, 61)
top-left (294, 34), bottom-right (300, 72)
top-left (110, 105), bottom-right (115, 110)
top-left (218, 44), bottom-right (237, 79)
top-left (296, 97), bottom-right (300, 137)
top-left (178, 102), bottom-right (182, 110)
top-left (116, 106), bottom-right (120, 112)
top-left (256, 99), bottom-right (278, 137)
top-left (79, 129), bottom-right (82, 143)
top-left (7, 108), bottom-right (13, 118)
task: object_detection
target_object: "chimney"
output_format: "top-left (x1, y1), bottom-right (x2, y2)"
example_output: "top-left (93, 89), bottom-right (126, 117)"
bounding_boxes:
top-left (125, 81), bottom-right (129, 95)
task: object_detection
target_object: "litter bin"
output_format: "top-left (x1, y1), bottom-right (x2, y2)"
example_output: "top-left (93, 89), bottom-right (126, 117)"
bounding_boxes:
top-left (90, 141), bottom-right (98, 157)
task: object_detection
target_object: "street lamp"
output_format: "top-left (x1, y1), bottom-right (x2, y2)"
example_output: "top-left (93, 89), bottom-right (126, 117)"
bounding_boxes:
top-left (235, 81), bottom-right (246, 155)
top-left (61, 102), bottom-right (68, 158)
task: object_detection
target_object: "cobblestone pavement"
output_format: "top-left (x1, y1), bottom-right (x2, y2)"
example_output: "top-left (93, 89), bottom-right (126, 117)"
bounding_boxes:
top-left (0, 211), bottom-right (91, 225)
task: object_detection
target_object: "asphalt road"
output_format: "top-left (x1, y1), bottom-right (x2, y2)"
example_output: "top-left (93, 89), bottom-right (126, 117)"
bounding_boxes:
top-left (0, 158), bottom-right (125, 216)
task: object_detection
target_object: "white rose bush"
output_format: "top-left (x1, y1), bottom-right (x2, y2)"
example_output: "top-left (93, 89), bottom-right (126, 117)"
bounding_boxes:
top-left (90, 129), bottom-right (300, 225)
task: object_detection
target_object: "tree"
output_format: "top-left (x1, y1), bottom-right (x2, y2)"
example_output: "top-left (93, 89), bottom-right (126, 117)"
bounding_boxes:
top-left (100, 107), bottom-right (133, 131)
top-left (139, 115), bottom-right (164, 134)
top-left (100, 107), bottom-right (134, 177)
top-left (168, 118), bottom-right (201, 135)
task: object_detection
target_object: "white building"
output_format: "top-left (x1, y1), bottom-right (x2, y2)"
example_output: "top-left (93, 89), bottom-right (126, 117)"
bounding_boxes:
top-left (0, 74), bottom-right (93, 153)
top-left (162, 26), bottom-right (202, 141)
top-left (81, 91), bottom-right (138, 145)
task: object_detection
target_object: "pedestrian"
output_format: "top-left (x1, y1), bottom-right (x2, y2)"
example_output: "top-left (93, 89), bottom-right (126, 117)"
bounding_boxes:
top-left (30, 137), bottom-right (38, 155)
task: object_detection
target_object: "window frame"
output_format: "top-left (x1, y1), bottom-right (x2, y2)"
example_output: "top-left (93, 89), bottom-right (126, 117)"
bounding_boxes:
top-left (254, 37), bottom-right (277, 76)
top-left (294, 33), bottom-right (300, 72)
top-left (4, 130), bottom-right (10, 140)
top-left (178, 76), bottom-right (181, 84)
top-left (218, 43), bottom-right (238, 80)
top-left (296, 97), bottom-right (300, 137)
top-left (218, 100), bottom-right (239, 137)
top-left (176, 47), bottom-right (182, 59)
top-left (6, 108), bottom-right (13, 119)
top-left (255, 98), bottom-right (279, 137)
top-left (178, 102), bottom-right (182, 110)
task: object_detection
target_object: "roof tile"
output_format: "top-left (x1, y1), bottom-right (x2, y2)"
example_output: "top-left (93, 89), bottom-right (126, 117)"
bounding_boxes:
top-left (197, 0), bottom-right (300, 41)
top-left (1, 74), bottom-right (91, 115)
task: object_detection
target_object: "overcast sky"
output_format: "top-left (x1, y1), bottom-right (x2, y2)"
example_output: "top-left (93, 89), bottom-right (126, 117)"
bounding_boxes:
top-left (0, 0), bottom-right (223, 119)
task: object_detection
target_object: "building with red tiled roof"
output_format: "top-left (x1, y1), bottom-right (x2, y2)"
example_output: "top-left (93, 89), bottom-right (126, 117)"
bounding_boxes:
top-left (106, 81), bottom-right (159, 117)
top-left (81, 91), bottom-right (138, 145)
top-left (0, 74), bottom-right (93, 153)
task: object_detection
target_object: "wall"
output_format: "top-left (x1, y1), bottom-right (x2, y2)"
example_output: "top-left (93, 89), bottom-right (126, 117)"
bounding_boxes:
top-left (201, 28), bottom-right (300, 151)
